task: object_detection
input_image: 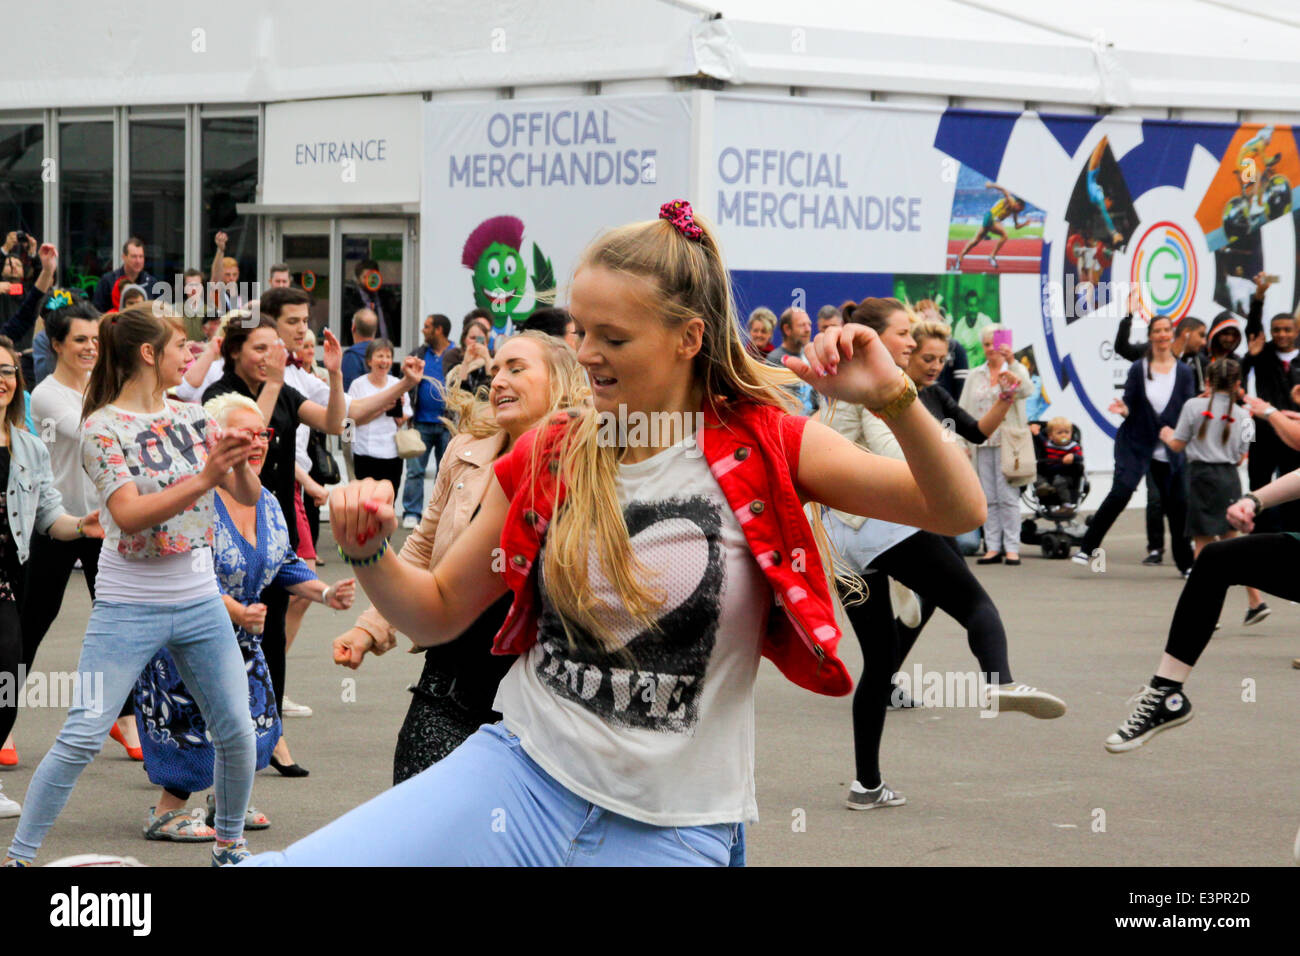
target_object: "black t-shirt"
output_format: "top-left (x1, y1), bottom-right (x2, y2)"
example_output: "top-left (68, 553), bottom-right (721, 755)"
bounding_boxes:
top-left (203, 370), bottom-right (307, 548)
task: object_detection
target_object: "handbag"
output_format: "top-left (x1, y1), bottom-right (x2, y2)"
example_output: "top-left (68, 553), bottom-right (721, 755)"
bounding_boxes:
top-left (1000, 421), bottom-right (1037, 485)
top-left (395, 424), bottom-right (428, 460)
top-left (306, 429), bottom-right (340, 485)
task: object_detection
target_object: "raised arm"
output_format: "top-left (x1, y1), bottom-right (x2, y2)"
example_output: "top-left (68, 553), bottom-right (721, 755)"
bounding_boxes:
top-left (349, 356), bottom-right (422, 425)
top-left (329, 475), bottom-right (510, 646)
top-left (784, 325), bottom-right (986, 535)
top-left (183, 334), bottom-right (223, 392)
top-left (0, 243), bottom-right (56, 342)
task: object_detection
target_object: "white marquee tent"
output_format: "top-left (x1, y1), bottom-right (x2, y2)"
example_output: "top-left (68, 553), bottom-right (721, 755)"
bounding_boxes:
top-left (10, 0), bottom-right (1300, 118)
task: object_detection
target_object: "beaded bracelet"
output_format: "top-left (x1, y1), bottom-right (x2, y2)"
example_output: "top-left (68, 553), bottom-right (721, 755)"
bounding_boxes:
top-left (337, 538), bottom-right (390, 567)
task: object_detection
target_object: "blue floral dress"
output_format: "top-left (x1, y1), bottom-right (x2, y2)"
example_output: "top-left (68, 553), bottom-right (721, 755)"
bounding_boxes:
top-left (133, 488), bottom-right (316, 793)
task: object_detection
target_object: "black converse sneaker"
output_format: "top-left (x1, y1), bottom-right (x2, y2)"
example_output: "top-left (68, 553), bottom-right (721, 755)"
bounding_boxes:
top-left (1243, 603), bottom-right (1271, 626)
top-left (1104, 685), bottom-right (1194, 753)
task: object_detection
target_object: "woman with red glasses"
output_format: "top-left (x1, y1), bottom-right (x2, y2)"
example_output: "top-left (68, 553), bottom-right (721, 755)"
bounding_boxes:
top-left (132, 393), bottom-right (354, 843)
top-left (202, 314), bottom-right (345, 777)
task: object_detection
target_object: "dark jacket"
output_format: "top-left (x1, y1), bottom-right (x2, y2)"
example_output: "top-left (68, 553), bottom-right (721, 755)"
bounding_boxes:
top-left (1242, 296), bottom-right (1295, 409)
top-left (92, 267), bottom-right (162, 313)
top-left (0, 282), bottom-right (47, 346)
top-left (919, 383), bottom-right (986, 445)
top-left (1115, 313), bottom-right (1208, 392)
top-left (937, 338), bottom-right (969, 401)
top-left (1112, 357), bottom-right (1194, 489)
top-left (341, 342), bottom-right (370, 391)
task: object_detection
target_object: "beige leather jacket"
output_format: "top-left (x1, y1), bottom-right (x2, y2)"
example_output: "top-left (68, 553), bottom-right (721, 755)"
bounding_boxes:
top-left (353, 429), bottom-right (509, 653)
top-left (818, 399), bottom-right (903, 530)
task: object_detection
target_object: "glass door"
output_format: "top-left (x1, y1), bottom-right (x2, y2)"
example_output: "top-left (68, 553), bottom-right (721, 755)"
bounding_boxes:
top-left (277, 221), bottom-right (331, 339)
top-left (339, 220), bottom-right (406, 350)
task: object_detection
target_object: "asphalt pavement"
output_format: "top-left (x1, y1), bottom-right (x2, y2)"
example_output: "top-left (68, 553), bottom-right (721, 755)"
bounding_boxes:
top-left (2, 511), bottom-right (1297, 866)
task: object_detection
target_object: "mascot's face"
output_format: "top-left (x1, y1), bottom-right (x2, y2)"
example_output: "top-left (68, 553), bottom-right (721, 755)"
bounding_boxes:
top-left (472, 241), bottom-right (527, 324)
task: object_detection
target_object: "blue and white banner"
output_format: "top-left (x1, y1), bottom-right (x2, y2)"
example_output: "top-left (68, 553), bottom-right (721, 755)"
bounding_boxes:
top-left (709, 95), bottom-right (1300, 465)
top-left (422, 93), bottom-right (692, 336)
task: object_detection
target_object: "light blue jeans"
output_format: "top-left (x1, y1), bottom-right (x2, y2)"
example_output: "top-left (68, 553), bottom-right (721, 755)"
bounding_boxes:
top-left (401, 421), bottom-right (451, 519)
top-left (242, 722), bottom-right (742, 866)
top-left (7, 596), bottom-right (255, 862)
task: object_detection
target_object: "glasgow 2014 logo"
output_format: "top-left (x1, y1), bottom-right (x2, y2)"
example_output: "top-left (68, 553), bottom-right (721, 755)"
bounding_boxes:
top-left (1129, 221), bottom-right (1198, 322)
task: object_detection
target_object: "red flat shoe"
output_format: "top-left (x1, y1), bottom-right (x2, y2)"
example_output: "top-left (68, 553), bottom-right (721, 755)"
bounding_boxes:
top-left (0, 746), bottom-right (17, 767)
top-left (108, 723), bottom-right (144, 761)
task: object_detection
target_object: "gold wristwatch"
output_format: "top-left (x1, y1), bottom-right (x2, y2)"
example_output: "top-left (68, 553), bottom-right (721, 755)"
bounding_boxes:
top-left (869, 371), bottom-right (918, 421)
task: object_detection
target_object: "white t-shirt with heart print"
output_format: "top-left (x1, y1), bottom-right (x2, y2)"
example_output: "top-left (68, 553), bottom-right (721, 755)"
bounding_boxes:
top-left (495, 435), bottom-right (770, 827)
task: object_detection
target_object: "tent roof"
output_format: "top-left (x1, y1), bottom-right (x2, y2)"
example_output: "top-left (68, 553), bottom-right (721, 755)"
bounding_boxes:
top-left (8, 0), bottom-right (1299, 112)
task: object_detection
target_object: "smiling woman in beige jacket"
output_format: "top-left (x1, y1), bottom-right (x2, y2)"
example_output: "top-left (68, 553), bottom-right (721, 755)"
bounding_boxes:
top-left (331, 330), bottom-right (588, 783)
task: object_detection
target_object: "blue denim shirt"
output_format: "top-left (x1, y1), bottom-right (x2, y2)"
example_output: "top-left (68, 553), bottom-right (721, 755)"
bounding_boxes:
top-left (6, 425), bottom-right (66, 565)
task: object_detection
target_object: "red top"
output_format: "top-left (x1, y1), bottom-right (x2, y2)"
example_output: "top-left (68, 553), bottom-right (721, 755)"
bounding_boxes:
top-left (491, 400), bottom-right (853, 697)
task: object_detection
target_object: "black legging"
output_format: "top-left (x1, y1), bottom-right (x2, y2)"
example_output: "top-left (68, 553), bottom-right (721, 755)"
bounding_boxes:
top-left (842, 530), bottom-right (1013, 789)
top-left (18, 534), bottom-right (131, 720)
top-left (1144, 470), bottom-right (1164, 554)
top-left (1165, 533), bottom-right (1300, 667)
top-left (260, 584), bottom-right (290, 713)
top-left (20, 534), bottom-right (101, 670)
top-left (0, 600), bottom-right (21, 744)
top-left (1080, 459), bottom-right (1193, 571)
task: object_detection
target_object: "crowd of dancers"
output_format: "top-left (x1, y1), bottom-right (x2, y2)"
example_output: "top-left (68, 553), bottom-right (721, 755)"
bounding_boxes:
top-left (0, 200), bottom-right (1297, 866)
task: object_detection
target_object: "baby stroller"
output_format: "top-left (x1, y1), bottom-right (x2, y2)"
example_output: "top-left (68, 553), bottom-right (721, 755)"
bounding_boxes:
top-left (1019, 421), bottom-right (1091, 559)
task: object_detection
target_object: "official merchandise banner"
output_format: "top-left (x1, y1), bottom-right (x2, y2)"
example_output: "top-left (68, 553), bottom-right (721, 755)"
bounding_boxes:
top-left (422, 94), bottom-right (692, 335)
top-left (710, 95), bottom-right (1300, 465)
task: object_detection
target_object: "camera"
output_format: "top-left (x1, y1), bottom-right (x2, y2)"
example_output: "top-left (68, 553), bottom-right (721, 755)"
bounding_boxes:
top-left (14, 232), bottom-right (27, 249)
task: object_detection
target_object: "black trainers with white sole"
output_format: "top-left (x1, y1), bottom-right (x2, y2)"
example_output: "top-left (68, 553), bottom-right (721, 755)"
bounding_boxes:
top-left (1243, 603), bottom-right (1271, 626)
top-left (845, 781), bottom-right (907, 810)
top-left (1105, 685), bottom-right (1194, 753)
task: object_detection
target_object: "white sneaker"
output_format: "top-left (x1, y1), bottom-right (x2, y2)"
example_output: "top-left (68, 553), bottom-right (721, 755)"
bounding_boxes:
top-left (0, 784), bottom-right (20, 818)
top-left (402, 515), bottom-right (419, 530)
top-left (1070, 550), bottom-right (1092, 566)
top-left (988, 683), bottom-right (1067, 719)
top-left (280, 697), bottom-right (312, 718)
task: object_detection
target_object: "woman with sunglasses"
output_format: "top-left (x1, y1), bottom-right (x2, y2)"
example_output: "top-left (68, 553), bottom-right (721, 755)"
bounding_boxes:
top-left (133, 393), bottom-right (355, 842)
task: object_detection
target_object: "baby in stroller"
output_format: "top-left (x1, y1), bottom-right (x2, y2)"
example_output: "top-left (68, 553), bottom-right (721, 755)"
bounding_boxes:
top-left (1033, 417), bottom-right (1084, 515)
top-left (1023, 417), bottom-right (1091, 558)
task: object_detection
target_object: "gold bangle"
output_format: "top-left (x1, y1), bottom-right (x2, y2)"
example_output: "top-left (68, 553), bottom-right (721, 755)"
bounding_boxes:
top-left (868, 371), bottom-right (918, 421)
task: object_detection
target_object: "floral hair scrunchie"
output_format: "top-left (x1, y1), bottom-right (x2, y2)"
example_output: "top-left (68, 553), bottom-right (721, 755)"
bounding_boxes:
top-left (659, 200), bottom-right (703, 241)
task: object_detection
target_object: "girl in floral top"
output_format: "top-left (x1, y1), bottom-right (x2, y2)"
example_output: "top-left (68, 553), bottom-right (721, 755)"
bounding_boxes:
top-left (134, 393), bottom-right (355, 843)
top-left (3, 302), bottom-right (264, 868)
